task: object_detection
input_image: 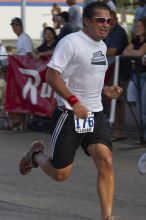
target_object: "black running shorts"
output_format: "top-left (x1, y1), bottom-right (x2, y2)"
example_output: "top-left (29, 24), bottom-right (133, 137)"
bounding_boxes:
top-left (50, 107), bottom-right (112, 169)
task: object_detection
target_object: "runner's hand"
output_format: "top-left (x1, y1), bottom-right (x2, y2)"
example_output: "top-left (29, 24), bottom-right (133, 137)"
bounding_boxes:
top-left (72, 102), bottom-right (88, 119)
top-left (104, 85), bottom-right (123, 99)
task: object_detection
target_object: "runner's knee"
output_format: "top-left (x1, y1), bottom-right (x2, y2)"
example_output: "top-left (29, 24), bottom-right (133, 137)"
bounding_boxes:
top-left (97, 156), bottom-right (113, 174)
top-left (53, 169), bottom-right (71, 181)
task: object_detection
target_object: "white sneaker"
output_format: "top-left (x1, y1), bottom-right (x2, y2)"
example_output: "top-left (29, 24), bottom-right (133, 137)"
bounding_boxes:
top-left (138, 152), bottom-right (146, 175)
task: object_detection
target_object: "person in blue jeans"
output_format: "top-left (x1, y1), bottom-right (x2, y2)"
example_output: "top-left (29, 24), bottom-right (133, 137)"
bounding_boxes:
top-left (127, 66), bottom-right (146, 144)
top-left (123, 17), bottom-right (146, 145)
top-left (104, 10), bottom-right (128, 141)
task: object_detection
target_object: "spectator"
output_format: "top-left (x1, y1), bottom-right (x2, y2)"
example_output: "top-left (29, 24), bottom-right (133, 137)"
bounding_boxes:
top-left (83, 0), bottom-right (116, 10)
top-left (0, 70), bottom-right (6, 124)
top-left (10, 17), bottom-right (34, 130)
top-left (83, 0), bottom-right (96, 9)
top-left (105, 11), bottom-right (128, 63)
top-left (131, 0), bottom-right (146, 37)
top-left (32, 26), bottom-right (57, 60)
top-left (0, 58), bottom-right (13, 130)
top-left (0, 40), bottom-right (8, 106)
top-left (57, 11), bottom-right (74, 41)
top-left (0, 40), bottom-right (8, 98)
top-left (104, 10), bottom-right (129, 141)
top-left (104, 0), bottom-right (117, 11)
top-left (51, 3), bottom-right (61, 15)
top-left (40, 22), bottom-right (48, 42)
top-left (66, 0), bottom-right (82, 31)
top-left (112, 0), bottom-right (117, 5)
top-left (0, 40), bottom-right (8, 68)
top-left (0, 71), bottom-right (6, 105)
top-left (6, 45), bottom-right (13, 55)
top-left (0, 41), bottom-right (13, 130)
top-left (10, 17), bottom-right (33, 55)
top-left (51, 3), bottom-right (61, 30)
top-left (31, 26), bottom-right (57, 131)
top-left (134, 0), bottom-right (146, 22)
top-left (123, 17), bottom-right (146, 145)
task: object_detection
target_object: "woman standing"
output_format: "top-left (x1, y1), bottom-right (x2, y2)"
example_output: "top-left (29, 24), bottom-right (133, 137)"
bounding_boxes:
top-left (123, 17), bottom-right (146, 145)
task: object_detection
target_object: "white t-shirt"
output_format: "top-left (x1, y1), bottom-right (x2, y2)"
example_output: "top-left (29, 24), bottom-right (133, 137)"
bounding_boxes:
top-left (48, 31), bottom-right (108, 112)
top-left (16, 32), bottom-right (33, 55)
top-left (0, 45), bottom-right (8, 60)
top-left (107, 0), bottom-right (116, 12)
top-left (0, 45), bottom-right (8, 66)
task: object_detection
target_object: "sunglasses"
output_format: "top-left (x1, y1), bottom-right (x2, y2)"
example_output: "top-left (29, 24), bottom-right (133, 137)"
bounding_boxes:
top-left (92, 17), bottom-right (112, 24)
top-left (11, 23), bottom-right (21, 26)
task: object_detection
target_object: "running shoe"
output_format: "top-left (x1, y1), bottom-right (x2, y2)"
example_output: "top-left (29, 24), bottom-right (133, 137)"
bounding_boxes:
top-left (138, 152), bottom-right (146, 175)
top-left (19, 140), bottom-right (44, 175)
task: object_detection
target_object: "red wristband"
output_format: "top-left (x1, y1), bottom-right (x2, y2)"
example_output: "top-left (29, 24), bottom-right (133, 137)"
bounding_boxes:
top-left (67, 95), bottom-right (79, 106)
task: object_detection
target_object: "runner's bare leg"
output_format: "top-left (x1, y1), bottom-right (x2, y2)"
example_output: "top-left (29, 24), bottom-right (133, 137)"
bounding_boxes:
top-left (34, 153), bottom-right (73, 181)
top-left (88, 143), bottom-right (114, 220)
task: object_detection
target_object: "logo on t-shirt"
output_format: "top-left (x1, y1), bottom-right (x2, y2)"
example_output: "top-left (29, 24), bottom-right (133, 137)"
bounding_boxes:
top-left (91, 51), bottom-right (106, 65)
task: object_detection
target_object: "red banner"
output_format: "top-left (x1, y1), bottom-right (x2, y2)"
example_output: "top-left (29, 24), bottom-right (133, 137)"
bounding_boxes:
top-left (5, 55), bottom-right (57, 117)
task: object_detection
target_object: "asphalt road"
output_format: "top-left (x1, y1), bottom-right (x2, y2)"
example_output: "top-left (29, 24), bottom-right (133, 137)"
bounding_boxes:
top-left (0, 130), bottom-right (146, 220)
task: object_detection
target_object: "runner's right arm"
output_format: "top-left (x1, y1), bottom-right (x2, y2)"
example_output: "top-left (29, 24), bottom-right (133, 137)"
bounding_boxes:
top-left (46, 67), bottom-right (88, 118)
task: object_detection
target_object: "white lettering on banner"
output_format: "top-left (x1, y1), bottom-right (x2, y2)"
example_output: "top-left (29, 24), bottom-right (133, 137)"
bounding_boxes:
top-left (18, 68), bottom-right (56, 105)
top-left (40, 83), bottom-right (57, 99)
top-left (19, 68), bottom-right (40, 105)
top-left (41, 83), bottom-right (56, 98)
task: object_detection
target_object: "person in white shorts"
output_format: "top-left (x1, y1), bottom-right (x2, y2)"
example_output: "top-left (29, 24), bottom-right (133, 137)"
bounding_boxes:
top-left (19, 2), bottom-right (123, 220)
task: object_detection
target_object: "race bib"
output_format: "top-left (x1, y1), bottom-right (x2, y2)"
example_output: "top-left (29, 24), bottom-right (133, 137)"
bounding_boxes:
top-left (74, 112), bottom-right (94, 133)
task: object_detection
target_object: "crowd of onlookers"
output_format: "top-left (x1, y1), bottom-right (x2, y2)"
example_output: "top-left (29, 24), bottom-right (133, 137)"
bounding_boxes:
top-left (0, 0), bottom-right (146, 145)
top-left (0, 0), bottom-right (83, 131)
top-left (103, 0), bottom-right (146, 145)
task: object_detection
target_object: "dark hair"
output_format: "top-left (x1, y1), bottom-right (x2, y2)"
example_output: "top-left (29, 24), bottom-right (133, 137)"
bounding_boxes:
top-left (58, 11), bottom-right (70, 22)
top-left (83, 2), bottom-right (111, 19)
top-left (43, 27), bottom-right (57, 40)
top-left (138, 17), bottom-right (146, 37)
top-left (10, 17), bottom-right (22, 26)
top-left (110, 10), bottom-right (117, 19)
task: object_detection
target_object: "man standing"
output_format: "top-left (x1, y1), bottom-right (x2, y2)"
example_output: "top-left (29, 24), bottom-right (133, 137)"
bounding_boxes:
top-left (57, 11), bottom-right (74, 41)
top-left (10, 17), bottom-right (33, 130)
top-left (19, 2), bottom-right (122, 220)
top-left (66, 0), bottom-right (82, 31)
top-left (105, 10), bottom-right (128, 64)
top-left (104, 0), bottom-right (116, 12)
top-left (10, 17), bottom-right (33, 55)
top-left (104, 10), bottom-right (128, 141)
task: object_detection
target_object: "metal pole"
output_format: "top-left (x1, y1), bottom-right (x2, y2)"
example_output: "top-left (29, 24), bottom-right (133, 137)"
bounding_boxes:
top-left (109, 56), bottom-right (120, 125)
top-left (135, 58), bottom-right (144, 142)
top-left (21, 0), bottom-right (26, 32)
